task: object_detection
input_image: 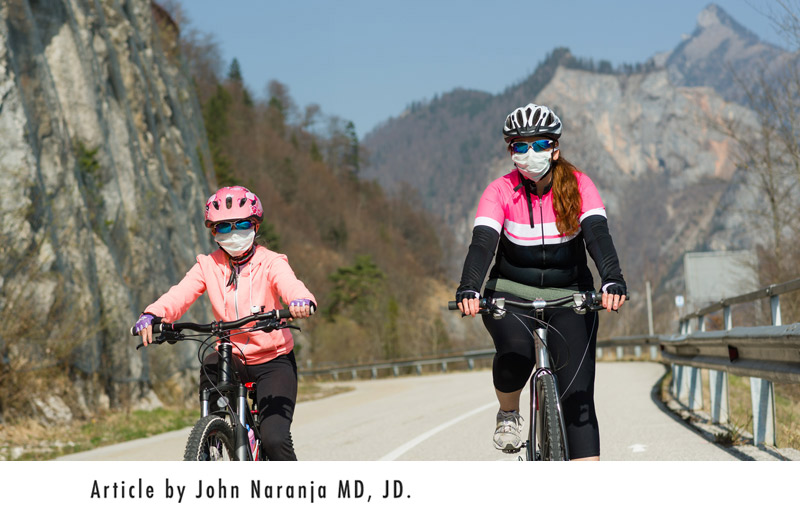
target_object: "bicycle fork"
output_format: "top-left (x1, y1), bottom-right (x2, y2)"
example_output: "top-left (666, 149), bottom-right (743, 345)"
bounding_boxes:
top-left (199, 342), bottom-right (254, 461)
top-left (529, 326), bottom-right (571, 460)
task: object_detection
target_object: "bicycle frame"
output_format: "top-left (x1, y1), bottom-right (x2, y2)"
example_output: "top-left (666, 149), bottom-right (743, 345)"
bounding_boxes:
top-left (200, 340), bottom-right (259, 461)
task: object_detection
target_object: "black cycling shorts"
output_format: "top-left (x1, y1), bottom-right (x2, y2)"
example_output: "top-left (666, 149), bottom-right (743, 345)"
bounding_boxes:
top-left (482, 290), bottom-right (600, 459)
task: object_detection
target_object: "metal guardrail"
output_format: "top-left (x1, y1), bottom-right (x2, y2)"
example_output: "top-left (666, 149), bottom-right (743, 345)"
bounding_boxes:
top-left (299, 349), bottom-right (495, 380)
top-left (646, 277), bottom-right (800, 448)
top-left (679, 277), bottom-right (800, 329)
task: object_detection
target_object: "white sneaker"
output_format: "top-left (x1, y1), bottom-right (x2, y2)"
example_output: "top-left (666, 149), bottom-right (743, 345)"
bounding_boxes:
top-left (493, 409), bottom-right (523, 453)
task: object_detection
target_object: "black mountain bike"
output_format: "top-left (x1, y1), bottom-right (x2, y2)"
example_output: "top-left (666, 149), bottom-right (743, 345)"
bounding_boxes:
top-left (449, 291), bottom-right (605, 461)
top-left (131, 309), bottom-right (297, 461)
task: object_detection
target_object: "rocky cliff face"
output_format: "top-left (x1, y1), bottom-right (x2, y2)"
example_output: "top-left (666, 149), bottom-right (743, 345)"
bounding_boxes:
top-left (0, 0), bottom-right (214, 417)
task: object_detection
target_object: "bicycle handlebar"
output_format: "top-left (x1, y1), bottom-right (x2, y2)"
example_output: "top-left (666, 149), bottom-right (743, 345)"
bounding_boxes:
top-left (130, 308), bottom-right (297, 337)
top-left (448, 291), bottom-right (615, 314)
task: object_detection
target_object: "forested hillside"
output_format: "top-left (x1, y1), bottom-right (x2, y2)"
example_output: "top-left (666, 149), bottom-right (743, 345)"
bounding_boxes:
top-left (161, 6), bottom-right (478, 369)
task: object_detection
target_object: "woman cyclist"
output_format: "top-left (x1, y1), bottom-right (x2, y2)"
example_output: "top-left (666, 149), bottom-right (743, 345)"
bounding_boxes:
top-left (455, 104), bottom-right (626, 461)
top-left (133, 185), bottom-right (315, 461)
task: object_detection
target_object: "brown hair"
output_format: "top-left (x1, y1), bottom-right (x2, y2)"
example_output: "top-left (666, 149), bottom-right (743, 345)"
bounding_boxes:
top-left (551, 154), bottom-right (581, 236)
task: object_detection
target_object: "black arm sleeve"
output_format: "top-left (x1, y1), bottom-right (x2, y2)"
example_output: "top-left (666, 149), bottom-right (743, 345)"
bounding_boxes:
top-left (581, 215), bottom-right (625, 287)
top-left (457, 225), bottom-right (500, 293)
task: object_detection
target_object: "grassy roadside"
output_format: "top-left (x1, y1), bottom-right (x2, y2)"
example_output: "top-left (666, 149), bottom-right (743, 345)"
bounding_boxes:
top-left (657, 367), bottom-right (800, 451)
top-left (0, 382), bottom-right (352, 461)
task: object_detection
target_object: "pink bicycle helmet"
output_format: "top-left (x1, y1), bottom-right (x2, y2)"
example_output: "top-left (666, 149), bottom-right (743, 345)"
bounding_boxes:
top-left (204, 186), bottom-right (264, 227)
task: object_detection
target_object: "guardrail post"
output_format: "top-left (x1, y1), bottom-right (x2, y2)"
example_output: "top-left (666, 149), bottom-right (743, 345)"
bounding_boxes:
top-left (467, 358), bottom-right (475, 370)
top-left (770, 295), bottom-right (782, 326)
top-left (650, 344), bottom-right (658, 360)
top-left (441, 362), bottom-right (448, 373)
top-left (672, 364), bottom-right (684, 399)
top-left (616, 346), bottom-right (623, 360)
top-left (723, 305), bottom-right (732, 330)
top-left (674, 320), bottom-right (693, 405)
top-left (332, 371), bottom-right (338, 381)
top-left (687, 367), bottom-right (703, 411)
top-left (750, 377), bottom-right (776, 446)
top-left (634, 345), bottom-right (642, 358)
top-left (709, 369), bottom-right (729, 424)
top-left (747, 295), bottom-right (780, 446)
top-left (392, 365), bottom-right (399, 377)
top-left (371, 367), bottom-right (378, 379)
top-left (351, 369), bottom-right (358, 380)
top-left (597, 348), bottom-right (603, 359)
top-left (415, 364), bottom-right (422, 375)
top-left (698, 314), bottom-right (728, 423)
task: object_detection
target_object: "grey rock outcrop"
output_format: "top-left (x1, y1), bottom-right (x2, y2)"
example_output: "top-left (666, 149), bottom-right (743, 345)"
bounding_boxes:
top-left (0, 0), bottom-right (214, 413)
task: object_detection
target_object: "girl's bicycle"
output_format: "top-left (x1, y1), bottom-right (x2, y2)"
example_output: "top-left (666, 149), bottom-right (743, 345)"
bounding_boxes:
top-left (449, 290), bottom-right (606, 461)
top-left (130, 309), bottom-right (298, 461)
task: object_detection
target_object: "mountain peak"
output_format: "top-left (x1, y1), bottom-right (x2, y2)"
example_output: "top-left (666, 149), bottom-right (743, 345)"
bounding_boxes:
top-left (695, 3), bottom-right (759, 41)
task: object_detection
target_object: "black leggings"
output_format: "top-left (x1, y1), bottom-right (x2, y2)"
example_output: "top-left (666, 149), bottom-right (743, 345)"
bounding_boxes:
top-left (482, 291), bottom-right (600, 459)
top-left (199, 351), bottom-right (298, 461)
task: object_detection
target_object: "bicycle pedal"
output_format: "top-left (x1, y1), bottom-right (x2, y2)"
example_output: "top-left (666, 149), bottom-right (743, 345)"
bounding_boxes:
top-left (502, 446), bottom-right (521, 454)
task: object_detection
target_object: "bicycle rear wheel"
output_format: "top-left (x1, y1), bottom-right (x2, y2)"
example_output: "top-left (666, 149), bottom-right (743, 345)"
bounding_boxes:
top-left (184, 415), bottom-right (235, 461)
top-left (534, 373), bottom-right (568, 461)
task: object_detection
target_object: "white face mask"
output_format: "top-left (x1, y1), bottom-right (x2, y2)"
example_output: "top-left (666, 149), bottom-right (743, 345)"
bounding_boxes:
top-left (512, 149), bottom-right (553, 182)
top-left (215, 228), bottom-right (255, 257)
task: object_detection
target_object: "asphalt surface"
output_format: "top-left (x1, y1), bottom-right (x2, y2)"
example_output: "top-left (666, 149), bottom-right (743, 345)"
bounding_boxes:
top-left (58, 362), bottom-right (739, 461)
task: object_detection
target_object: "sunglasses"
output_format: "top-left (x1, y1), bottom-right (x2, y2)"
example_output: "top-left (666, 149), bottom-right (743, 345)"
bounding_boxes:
top-left (214, 219), bottom-right (255, 234)
top-left (510, 140), bottom-right (556, 153)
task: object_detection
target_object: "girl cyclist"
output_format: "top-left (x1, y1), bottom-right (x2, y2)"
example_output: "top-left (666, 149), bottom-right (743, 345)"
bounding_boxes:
top-left (133, 185), bottom-right (315, 460)
top-left (455, 104), bottom-right (626, 461)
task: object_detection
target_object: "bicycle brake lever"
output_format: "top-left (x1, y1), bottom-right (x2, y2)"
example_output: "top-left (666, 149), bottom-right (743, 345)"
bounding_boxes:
top-left (490, 298), bottom-right (506, 319)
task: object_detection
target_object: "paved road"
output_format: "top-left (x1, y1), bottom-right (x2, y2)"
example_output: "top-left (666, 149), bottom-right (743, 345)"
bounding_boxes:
top-left (58, 362), bottom-right (738, 461)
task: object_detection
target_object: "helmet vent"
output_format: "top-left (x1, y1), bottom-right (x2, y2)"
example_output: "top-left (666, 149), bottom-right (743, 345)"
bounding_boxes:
top-left (239, 198), bottom-right (247, 207)
top-left (226, 195), bottom-right (233, 209)
top-left (212, 200), bottom-right (219, 210)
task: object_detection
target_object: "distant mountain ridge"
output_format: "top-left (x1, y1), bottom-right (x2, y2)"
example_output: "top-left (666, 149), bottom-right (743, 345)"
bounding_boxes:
top-left (361, 3), bottom-right (785, 335)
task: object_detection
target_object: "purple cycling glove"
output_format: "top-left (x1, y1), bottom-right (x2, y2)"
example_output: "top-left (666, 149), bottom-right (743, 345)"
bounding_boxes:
top-left (134, 313), bottom-right (155, 335)
top-left (289, 299), bottom-right (316, 314)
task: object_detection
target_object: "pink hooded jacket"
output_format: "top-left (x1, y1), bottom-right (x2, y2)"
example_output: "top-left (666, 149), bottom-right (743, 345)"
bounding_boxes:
top-left (144, 246), bottom-right (315, 365)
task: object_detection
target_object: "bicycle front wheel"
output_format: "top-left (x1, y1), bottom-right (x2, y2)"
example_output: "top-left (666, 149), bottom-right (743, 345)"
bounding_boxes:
top-left (535, 373), bottom-right (568, 461)
top-left (184, 415), bottom-right (235, 461)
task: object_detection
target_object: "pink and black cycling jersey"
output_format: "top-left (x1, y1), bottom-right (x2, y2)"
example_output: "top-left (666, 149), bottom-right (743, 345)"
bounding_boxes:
top-left (474, 168), bottom-right (607, 290)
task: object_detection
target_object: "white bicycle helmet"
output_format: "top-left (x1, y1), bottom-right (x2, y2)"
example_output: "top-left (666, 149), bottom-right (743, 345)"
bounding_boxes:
top-left (503, 103), bottom-right (562, 142)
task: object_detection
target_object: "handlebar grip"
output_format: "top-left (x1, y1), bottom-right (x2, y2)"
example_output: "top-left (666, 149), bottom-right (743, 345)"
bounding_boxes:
top-left (130, 323), bottom-right (162, 336)
top-left (448, 301), bottom-right (458, 310)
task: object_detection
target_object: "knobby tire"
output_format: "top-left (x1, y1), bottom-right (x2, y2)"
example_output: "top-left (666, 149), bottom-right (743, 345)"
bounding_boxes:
top-left (184, 415), bottom-right (236, 461)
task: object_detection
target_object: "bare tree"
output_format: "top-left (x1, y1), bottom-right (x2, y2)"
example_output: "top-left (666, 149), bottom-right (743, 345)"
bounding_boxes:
top-left (713, 1), bottom-right (800, 286)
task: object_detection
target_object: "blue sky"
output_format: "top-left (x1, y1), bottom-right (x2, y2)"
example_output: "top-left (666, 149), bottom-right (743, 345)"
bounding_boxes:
top-left (180, 1), bottom-right (786, 139)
